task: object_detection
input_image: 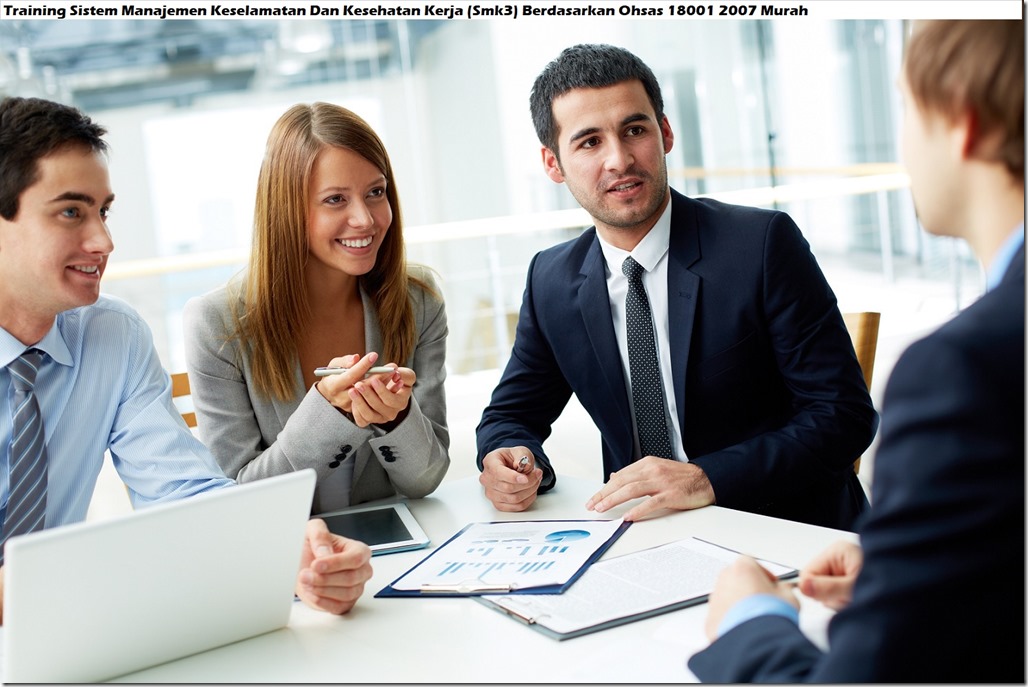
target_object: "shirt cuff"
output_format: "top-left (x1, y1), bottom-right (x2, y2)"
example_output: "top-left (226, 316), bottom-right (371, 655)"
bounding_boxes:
top-left (716, 593), bottom-right (799, 637)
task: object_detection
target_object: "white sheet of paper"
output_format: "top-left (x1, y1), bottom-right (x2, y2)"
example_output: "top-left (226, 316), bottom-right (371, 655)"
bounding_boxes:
top-left (390, 519), bottom-right (625, 592)
top-left (482, 536), bottom-right (795, 635)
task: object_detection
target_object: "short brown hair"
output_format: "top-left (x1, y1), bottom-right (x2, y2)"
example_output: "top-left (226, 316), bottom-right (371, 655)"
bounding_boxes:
top-left (904, 20), bottom-right (1024, 179)
top-left (0, 97), bottom-right (107, 220)
top-left (530, 44), bottom-right (664, 159)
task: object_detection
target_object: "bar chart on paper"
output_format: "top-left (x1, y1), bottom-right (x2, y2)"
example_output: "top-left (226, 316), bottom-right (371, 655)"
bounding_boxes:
top-left (384, 519), bottom-right (628, 593)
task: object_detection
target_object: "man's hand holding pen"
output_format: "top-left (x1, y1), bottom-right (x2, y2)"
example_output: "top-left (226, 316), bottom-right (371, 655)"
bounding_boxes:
top-left (703, 555), bottom-right (799, 641)
top-left (480, 447), bottom-right (543, 512)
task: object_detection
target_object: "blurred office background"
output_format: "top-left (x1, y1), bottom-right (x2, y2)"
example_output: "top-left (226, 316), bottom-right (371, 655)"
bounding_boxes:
top-left (0, 17), bottom-right (984, 513)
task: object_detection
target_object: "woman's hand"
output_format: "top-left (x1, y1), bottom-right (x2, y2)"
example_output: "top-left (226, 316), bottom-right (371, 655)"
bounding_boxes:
top-left (315, 352), bottom-right (415, 428)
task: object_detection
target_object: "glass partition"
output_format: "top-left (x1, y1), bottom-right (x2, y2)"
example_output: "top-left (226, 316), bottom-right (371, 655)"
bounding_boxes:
top-left (0, 16), bottom-right (982, 374)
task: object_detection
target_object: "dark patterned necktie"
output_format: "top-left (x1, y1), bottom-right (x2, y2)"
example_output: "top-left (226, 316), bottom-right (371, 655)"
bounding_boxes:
top-left (2, 349), bottom-right (49, 565)
top-left (622, 257), bottom-right (674, 460)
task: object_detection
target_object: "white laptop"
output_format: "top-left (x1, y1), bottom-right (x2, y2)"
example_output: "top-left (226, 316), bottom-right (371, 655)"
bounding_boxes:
top-left (2, 468), bottom-right (316, 683)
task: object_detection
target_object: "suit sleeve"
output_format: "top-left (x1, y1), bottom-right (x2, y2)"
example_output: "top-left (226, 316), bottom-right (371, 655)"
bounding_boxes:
top-left (688, 615), bottom-right (823, 682)
top-left (476, 252), bottom-right (573, 490)
top-left (691, 212), bottom-right (877, 511)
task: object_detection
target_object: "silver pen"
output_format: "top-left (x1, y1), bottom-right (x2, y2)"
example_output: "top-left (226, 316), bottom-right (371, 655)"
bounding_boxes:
top-left (314, 366), bottom-right (394, 377)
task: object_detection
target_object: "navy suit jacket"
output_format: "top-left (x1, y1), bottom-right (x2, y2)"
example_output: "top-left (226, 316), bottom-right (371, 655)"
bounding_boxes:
top-left (477, 190), bottom-right (878, 530)
top-left (688, 247), bottom-right (1025, 682)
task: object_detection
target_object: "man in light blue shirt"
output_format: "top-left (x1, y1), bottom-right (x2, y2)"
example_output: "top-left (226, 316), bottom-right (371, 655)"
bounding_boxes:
top-left (0, 96), bottom-right (373, 622)
top-left (0, 297), bottom-right (234, 526)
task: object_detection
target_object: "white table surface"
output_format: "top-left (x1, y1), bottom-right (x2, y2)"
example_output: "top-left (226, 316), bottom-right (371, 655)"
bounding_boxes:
top-left (111, 474), bottom-right (853, 683)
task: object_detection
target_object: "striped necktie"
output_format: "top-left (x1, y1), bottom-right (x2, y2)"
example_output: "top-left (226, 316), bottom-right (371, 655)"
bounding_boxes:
top-left (2, 349), bottom-right (49, 565)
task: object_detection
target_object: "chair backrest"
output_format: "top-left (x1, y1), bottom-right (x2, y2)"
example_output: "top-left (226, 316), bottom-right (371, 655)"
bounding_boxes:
top-left (171, 371), bottom-right (197, 429)
top-left (843, 311), bottom-right (880, 392)
top-left (842, 311), bottom-right (881, 473)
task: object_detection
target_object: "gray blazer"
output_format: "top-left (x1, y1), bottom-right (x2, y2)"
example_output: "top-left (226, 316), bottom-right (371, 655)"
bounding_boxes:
top-left (182, 266), bottom-right (450, 513)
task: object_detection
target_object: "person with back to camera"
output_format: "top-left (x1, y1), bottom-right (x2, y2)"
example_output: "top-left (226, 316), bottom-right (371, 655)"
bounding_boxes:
top-left (184, 103), bottom-right (450, 514)
top-left (476, 44), bottom-right (877, 530)
top-left (689, 19), bottom-right (1024, 682)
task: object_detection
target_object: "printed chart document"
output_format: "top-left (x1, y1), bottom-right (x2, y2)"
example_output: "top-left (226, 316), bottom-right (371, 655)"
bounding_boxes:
top-left (475, 536), bottom-right (798, 639)
top-left (376, 519), bottom-right (630, 597)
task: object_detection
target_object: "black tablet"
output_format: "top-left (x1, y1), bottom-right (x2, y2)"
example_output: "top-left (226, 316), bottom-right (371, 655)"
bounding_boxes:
top-left (316, 502), bottom-right (430, 555)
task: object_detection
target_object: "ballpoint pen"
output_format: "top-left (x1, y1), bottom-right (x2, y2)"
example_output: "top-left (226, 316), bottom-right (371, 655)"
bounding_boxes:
top-left (515, 455), bottom-right (531, 473)
top-left (314, 366), bottom-right (394, 377)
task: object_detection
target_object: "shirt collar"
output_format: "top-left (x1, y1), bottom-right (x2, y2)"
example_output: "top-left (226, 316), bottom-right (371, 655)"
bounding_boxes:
top-left (596, 196), bottom-right (673, 275)
top-left (0, 316), bottom-right (74, 369)
top-left (987, 224), bottom-right (1024, 291)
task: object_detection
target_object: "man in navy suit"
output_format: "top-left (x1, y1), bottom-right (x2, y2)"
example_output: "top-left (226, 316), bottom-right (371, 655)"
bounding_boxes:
top-left (476, 44), bottom-right (877, 530)
top-left (689, 19), bottom-right (1024, 682)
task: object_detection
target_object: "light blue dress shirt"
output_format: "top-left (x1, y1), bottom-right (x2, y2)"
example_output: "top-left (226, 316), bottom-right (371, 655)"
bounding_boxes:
top-left (1, 295), bottom-right (234, 533)
top-left (716, 592), bottom-right (799, 637)
top-left (987, 225), bottom-right (1024, 291)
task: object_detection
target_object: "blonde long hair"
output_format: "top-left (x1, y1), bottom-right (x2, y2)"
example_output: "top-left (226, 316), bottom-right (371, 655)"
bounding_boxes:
top-left (237, 102), bottom-right (429, 401)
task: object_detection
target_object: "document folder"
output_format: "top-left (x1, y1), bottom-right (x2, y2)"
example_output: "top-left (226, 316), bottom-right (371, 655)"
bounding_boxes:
top-left (376, 519), bottom-right (631, 598)
top-left (474, 536), bottom-right (799, 639)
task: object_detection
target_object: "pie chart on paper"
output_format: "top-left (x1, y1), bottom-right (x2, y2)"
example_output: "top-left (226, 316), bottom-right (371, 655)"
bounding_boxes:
top-left (545, 529), bottom-right (591, 542)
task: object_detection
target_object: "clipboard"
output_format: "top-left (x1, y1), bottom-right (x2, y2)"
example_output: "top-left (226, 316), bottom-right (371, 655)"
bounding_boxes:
top-left (375, 519), bottom-right (631, 597)
top-left (473, 536), bottom-right (799, 639)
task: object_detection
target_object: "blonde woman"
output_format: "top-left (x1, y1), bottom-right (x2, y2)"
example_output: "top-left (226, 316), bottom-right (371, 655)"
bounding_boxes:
top-left (183, 103), bottom-right (449, 513)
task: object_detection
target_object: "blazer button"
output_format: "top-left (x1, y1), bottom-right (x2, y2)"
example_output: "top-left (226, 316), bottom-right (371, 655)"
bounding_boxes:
top-left (381, 446), bottom-right (396, 463)
top-left (329, 445), bottom-right (353, 469)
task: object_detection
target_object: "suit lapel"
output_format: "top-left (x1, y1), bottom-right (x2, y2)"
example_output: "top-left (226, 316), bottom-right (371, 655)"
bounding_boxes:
top-left (350, 286), bottom-right (380, 487)
top-left (667, 191), bottom-right (701, 433)
top-left (273, 288), bottom-right (381, 489)
top-left (577, 237), bottom-right (634, 445)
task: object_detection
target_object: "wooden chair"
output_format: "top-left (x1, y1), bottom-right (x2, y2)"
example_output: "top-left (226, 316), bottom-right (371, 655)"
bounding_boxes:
top-left (170, 371), bottom-right (197, 429)
top-left (842, 311), bottom-right (881, 473)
